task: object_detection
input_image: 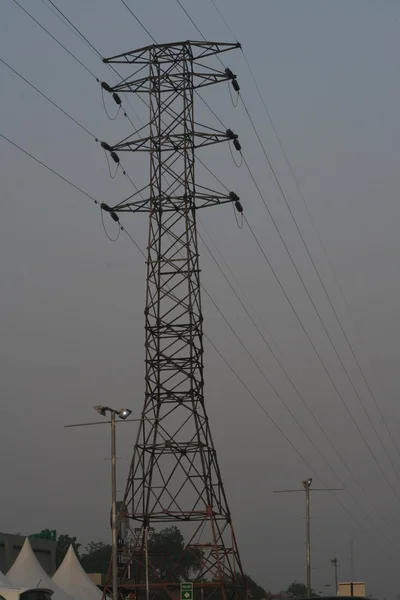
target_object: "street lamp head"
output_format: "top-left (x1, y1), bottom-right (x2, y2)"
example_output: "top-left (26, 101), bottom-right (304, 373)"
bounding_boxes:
top-left (93, 404), bottom-right (107, 417)
top-left (118, 408), bottom-right (132, 420)
top-left (303, 477), bottom-right (312, 488)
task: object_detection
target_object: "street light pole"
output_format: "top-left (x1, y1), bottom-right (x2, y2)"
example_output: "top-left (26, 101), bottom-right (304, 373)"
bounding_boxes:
top-left (274, 478), bottom-right (342, 598)
top-left (331, 558), bottom-right (338, 596)
top-left (145, 525), bottom-right (149, 600)
top-left (303, 479), bottom-right (312, 597)
top-left (65, 406), bottom-right (135, 600)
top-left (111, 410), bottom-right (118, 600)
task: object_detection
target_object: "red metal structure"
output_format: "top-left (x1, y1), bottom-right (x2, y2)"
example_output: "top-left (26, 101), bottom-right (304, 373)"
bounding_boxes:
top-left (101, 41), bottom-right (246, 600)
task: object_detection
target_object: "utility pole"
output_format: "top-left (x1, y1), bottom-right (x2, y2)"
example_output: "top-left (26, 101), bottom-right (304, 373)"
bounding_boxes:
top-left (331, 558), bottom-right (339, 596)
top-left (350, 540), bottom-right (354, 597)
top-left (304, 478), bottom-right (312, 595)
top-left (110, 411), bottom-right (118, 600)
top-left (274, 478), bottom-right (342, 597)
top-left (100, 40), bottom-right (246, 600)
top-left (65, 406), bottom-right (134, 600)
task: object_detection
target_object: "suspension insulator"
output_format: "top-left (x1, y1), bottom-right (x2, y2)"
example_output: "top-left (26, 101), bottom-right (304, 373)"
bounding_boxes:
top-left (232, 79), bottom-right (240, 92)
top-left (235, 200), bottom-right (243, 213)
top-left (101, 141), bottom-right (113, 152)
top-left (225, 68), bottom-right (240, 92)
top-left (233, 138), bottom-right (242, 152)
top-left (101, 81), bottom-right (113, 93)
top-left (229, 191), bottom-right (239, 202)
top-left (229, 192), bottom-right (243, 213)
top-left (110, 151), bottom-right (120, 164)
top-left (226, 128), bottom-right (237, 140)
top-left (101, 203), bottom-right (119, 222)
top-left (112, 92), bottom-right (122, 105)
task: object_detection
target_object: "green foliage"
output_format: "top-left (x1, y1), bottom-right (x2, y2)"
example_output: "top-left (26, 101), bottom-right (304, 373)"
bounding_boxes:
top-left (287, 582), bottom-right (316, 598)
top-left (55, 534), bottom-right (81, 568)
top-left (80, 541), bottom-right (112, 574)
top-left (242, 573), bottom-right (268, 600)
top-left (147, 526), bottom-right (202, 582)
top-left (50, 524), bottom-right (267, 600)
top-left (210, 572), bottom-right (267, 600)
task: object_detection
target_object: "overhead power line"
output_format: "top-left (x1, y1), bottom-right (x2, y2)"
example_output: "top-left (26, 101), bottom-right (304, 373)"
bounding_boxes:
top-left (44, 0), bottom-right (103, 58)
top-left (0, 132), bottom-right (98, 204)
top-left (175, 0), bottom-right (206, 40)
top-left (209, 0), bottom-right (400, 465)
top-left (0, 57), bottom-right (97, 140)
top-left (197, 219), bottom-right (400, 539)
top-left (238, 101), bottom-right (400, 475)
top-left (0, 56), bottom-right (143, 193)
top-left (118, 0), bottom-right (157, 43)
top-left (243, 211), bottom-right (400, 505)
top-left (16, 0), bottom-right (141, 129)
top-left (10, 0), bottom-right (98, 79)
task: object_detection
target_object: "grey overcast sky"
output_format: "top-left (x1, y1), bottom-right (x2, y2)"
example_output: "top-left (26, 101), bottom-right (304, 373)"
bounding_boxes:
top-left (1, 0), bottom-right (400, 598)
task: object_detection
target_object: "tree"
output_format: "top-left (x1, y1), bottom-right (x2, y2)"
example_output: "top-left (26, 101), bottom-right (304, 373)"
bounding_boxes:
top-left (56, 534), bottom-right (81, 568)
top-left (242, 573), bottom-right (268, 600)
top-left (147, 526), bottom-right (202, 582)
top-left (80, 541), bottom-right (112, 574)
top-left (287, 582), bottom-right (316, 598)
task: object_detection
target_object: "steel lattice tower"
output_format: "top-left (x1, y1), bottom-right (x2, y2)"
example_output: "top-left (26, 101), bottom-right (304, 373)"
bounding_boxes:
top-left (102, 41), bottom-right (245, 600)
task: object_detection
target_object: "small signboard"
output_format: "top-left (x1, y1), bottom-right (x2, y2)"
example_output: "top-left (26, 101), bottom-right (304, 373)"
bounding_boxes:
top-left (181, 583), bottom-right (193, 600)
top-left (29, 530), bottom-right (57, 541)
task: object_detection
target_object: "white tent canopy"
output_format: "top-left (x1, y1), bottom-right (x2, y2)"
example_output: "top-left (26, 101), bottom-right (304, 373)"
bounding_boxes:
top-left (52, 545), bottom-right (103, 600)
top-left (6, 538), bottom-right (75, 600)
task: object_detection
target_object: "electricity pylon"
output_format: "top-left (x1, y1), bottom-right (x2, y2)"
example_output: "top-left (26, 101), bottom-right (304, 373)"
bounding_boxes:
top-left (100, 41), bottom-right (245, 600)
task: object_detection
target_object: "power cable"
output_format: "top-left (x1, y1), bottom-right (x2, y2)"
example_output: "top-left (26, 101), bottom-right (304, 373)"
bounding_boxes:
top-left (239, 100), bottom-right (400, 474)
top-left (207, 0), bottom-right (400, 467)
top-left (208, 0), bottom-right (237, 40)
top-left (165, 222), bottom-right (399, 544)
top-left (118, 0), bottom-right (157, 44)
top-left (10, 0), bottom-right (98, 80)
top-left (240, 131), bottom-right (400, 483)
top-left (175, 0), bottom-right (206, 41)
top-left (208, 0), bottom-right (400, 481)
top-left (0, 57), bottom-right (98, 140)
top-left (21, 0), bottom-right (141, 129)
top-left (243, 211), bottom-right (400, 504)
top-left (0, 132), bottom-right (99, 205)
top-left (45, 0), bottom-right (103, 59)
top-left (203, 333), bottom-right (392, 557)
top-left (0, 130), bottom-right (139, 255)
top-left (0, 56), bottom-right (141, 194)
top-left (197, 219), bottom-right (400, 536)
top-left (163, 221), bottom-right (395, 550)
top-left (162, 185), bottom-right (400, 538)
top-left (238, 57), bottom-right (400, 462)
